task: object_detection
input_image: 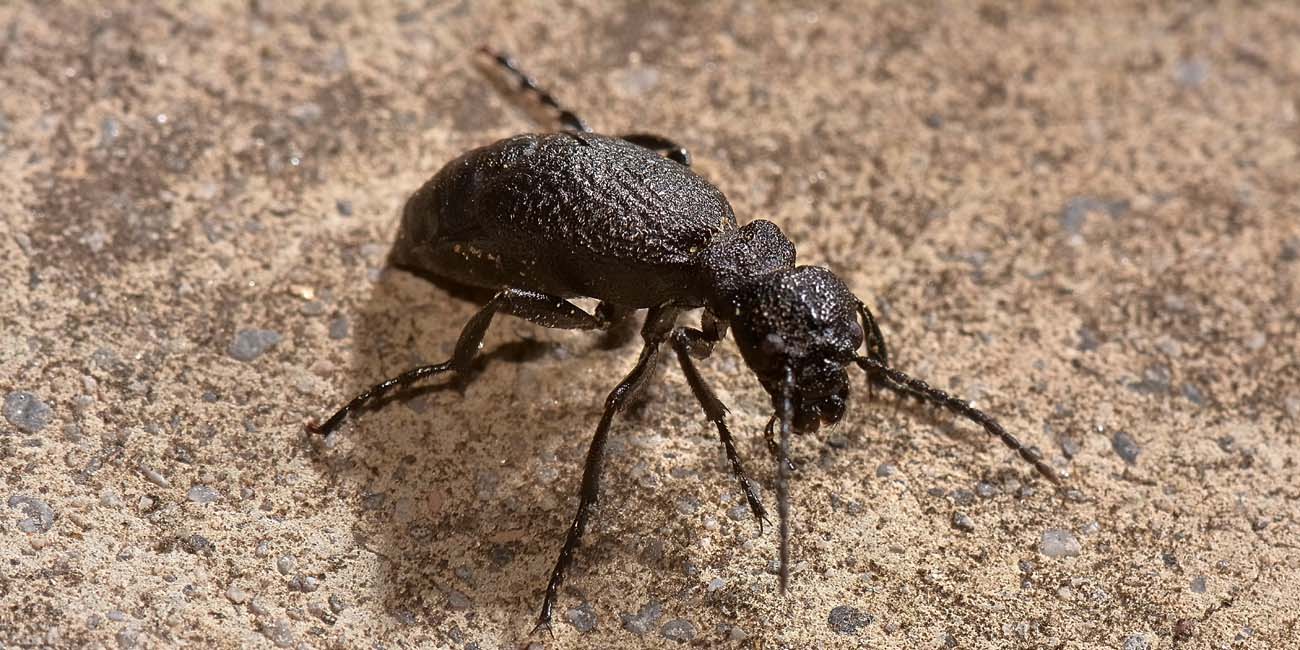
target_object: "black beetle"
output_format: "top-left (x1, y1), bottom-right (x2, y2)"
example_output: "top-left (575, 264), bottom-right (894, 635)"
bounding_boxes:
top-left (309, 48), bottom-right (1061, 633)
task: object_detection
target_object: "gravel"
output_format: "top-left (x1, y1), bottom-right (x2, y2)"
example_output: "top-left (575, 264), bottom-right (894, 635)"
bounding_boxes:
top-left (828, 605), bottom-right (874, 635)
top-left (187, 485), bottom-right (221, 503)
top-left (620, 600), bottom-right (663, 635)
top-left (228, 329), bottom-right (282, 361)
top-left (4, 391), bottom-right (52, 433)
top-left (565, 602), bottom-right (597, 633)
top-left (1039, 529), bottom-right (1082, 558)
top-left (951, 511), bottom-right (975, 533)
top-left (659, 619), bottom-right (696, 643)
top-left (8, 495), bottom-right (55, 533)
top-left (1112, 431), bottom-right (1141, 465)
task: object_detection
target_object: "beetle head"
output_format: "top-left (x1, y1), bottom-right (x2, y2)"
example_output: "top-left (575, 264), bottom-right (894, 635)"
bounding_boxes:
top-left (727, 266), bottom-right (886, 433)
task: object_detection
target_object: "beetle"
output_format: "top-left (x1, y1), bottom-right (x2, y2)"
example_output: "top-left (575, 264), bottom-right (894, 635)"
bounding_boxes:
top-left (308, 47), bottom-right (1061, 633)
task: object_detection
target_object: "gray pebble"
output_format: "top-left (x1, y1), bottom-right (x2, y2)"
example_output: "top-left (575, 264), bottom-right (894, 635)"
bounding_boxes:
top-left (1039, 529), bottom-right (1082, 558)
top-left (8, 495), bottom-right (55, 533)
top-left (328, 316), bottom-right (350, 340)
top-left (951, 511), bottom-right (975, 533)
top-left (116, 627), bottom-right (140, 649)
top-left (335, 199), bottom-right (353, 216)
top-left (565, 601), bottom-right (597, 633)
top-left (726, 503), bottom-right (749, 521)
top-left (1174, 59), bottom-right (1209, 87)
top-left (975, 481), bottom-right (999, 498)
top-left (1123, 634), bottom-right (1150, 650)
top-left (4, 391), bottom-right (52, 433)
top-left (228, 329), bottom-right (282, 362)
top-left (707, 577), bottom-right (726, 591)
top-left (328, 594), bottom-right (347, 613)
top-left (660, 619), bottom-right (695, 643)
top-left (828, 605), bottom-right (874, 635)
top-left (447, 589), bottom-right (472, 610)
top-left (1111, 431), bottom-right (1141, 465)
top-left (226, 583), bottom-right (248, 604)
top-left (258, 618), bottom-right (295, 648)
top-left (620, 600), bottom-right (663, 635)
top-left (248, 598), bottom-right (271, 616)
top-left (187, 485), bottom-right (220, 504)
top-left (952, 489), bottom-right (975, 506)
top-left (1189, 575), bottom-right (1206, 593)
top-left (875, 463), bottom-right (896, 478)
top-left (276, 555), bottom-right (295, 575)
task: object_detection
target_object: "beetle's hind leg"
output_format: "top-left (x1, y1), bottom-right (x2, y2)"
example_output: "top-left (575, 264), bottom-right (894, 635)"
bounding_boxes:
top-left (308, 288), bottom-right (614, 437)
top-left (478, 46), bottom-right (591, 133)
top-left (620, 133), bottom-right (692, 167)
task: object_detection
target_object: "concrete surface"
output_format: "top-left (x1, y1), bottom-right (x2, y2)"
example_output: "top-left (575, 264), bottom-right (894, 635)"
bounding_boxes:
top-left (2, 1), bottom-right (1298, 648)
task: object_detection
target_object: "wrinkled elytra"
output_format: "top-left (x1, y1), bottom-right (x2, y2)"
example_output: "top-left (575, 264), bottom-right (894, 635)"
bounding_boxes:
top-left (309, 47), bottom-right (1062, 633)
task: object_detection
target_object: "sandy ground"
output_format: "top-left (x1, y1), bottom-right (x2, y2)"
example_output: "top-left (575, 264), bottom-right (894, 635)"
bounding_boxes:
top-left (2, 1), bottom-right (1298, 648)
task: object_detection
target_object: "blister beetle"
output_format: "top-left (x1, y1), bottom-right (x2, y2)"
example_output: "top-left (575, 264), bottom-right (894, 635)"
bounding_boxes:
top-left (309, 47), bottom-right (1061, 633)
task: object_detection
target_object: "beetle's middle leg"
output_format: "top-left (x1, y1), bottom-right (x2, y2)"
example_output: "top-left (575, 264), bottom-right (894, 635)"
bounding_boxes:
top-left (533, 305), bottom-right (679, 634)
top-left (308, 288), bottom-right (612, 436)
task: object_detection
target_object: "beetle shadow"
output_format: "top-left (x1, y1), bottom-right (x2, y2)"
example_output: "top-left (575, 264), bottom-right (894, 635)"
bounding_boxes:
top-left (307, 257), bottom-right (615, 644)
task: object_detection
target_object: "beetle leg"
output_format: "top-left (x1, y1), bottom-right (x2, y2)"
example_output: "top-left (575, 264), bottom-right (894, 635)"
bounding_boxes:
top-left (308, 288), bottom-right (608, 437)
top-left (478, 46), bottom-right (591, 133)
top-left (672, 327), bottom-right (769, 532)
top-left (534, 305), bottom-right (679, 634)
top-left (620, 133), bottom-right (692, 167)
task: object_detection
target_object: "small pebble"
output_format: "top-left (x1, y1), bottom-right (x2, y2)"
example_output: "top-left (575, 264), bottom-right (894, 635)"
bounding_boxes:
top-left (328, 317), bottom-right (349, 339)
top-left (248, 599), bottom-right (271, 617)
top-left (1123, 633), bottom-right (1150, 650)
top-left (447, 589), bottom-right (472, 610)
top-left (4, 391), bottom-right (52, 433)
top-left (975, 482), bottom-right (999, 498)
top-left (8, 495), bottom-right (55, 533)
top-left (107, 610), bottom-right (128, 622)
top-left (226, 584), bottom-right (249, 604)
top-left (258, 618), bottom-right (295, 648)
top-left (660, 619), bottom-right (696, 643)
top-left (707, 577), bottom-right (726, 592)
top-left (828, 605), bottom-right (874, 635)
top-left (307, 602), bottom-right (336, 625)
top-left (276, 555), bottom-right (295, 575)
top-left (187, 485), bottom-right (220, 503)
top-left (228, 329), bottom-right (282, 362)
top-left (620, 601), bottom-right (663, 635)
top-left (1189, 575), bottom-right (1206, 593)
top-left (565, 602), bottom-right (596, 633)
top-left (951, 512), bottom-right (975, 533)
top-left (328, 594), bottom-right (347, 614)
top-left (875, 463), bottom-right (896, 478)
top-left (1111, 430), bottom-right (1140, 465)
top-left (335, 199), bottom-right (353, 216)
top-left (1039, 529), bottom-right (1082, 558)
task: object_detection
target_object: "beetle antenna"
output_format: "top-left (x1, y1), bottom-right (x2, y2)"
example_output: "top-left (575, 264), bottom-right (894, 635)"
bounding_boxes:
top-left (775, 368), bottom-right (796, 594)
top-left (477, 45), bottom-right (591, 133)
top-left (855, 356), bottom-right (1061, 484)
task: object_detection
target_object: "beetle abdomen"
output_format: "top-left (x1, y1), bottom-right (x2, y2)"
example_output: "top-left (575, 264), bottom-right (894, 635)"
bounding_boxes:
top-left (392, 133), bottom-right (737, 306)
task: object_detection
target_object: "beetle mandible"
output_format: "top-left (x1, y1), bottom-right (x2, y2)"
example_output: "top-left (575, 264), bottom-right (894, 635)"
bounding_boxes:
top-left (309, 47), bottom-right (1062, 633)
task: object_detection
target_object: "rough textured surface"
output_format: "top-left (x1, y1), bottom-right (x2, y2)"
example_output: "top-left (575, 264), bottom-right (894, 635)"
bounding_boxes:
top-left (2, 2), bottom-right (1298, 648)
